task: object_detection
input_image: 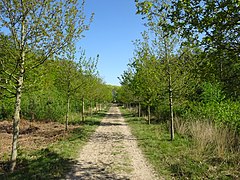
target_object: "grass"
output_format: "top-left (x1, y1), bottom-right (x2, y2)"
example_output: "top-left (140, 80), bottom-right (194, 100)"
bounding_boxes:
top-left (0, 112), bottom-right (105, 179)
top-left (121, 108), bottom-right (240, 179)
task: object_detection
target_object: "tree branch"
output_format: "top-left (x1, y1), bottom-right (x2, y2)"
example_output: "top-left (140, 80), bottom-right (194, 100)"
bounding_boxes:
top-left (0, 85), bottom-right (15, 95)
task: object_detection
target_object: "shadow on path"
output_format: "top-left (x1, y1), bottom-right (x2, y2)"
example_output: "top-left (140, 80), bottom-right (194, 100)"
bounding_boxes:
top-left (66, 161), bottom-right (129, 180)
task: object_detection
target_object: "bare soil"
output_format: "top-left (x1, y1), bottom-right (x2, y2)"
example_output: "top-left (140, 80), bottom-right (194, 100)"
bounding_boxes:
top-left (66, 105), bottom-right (159, 180)
top-left (0, 119), bottom-right (75, 171)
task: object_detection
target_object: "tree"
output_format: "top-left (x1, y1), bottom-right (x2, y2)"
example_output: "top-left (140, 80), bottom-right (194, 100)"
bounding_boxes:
top-left (56, 52), bottom-right (80, 130)
top-left (135, 0), bottom-right (198, 140)
top-left (0, 0), bottom-right (93, 171)
top-left (170, 0), bottom-right (240, 98)
top-left (136, 0), bottom-right (180, 139)
top-left (77, 52), bottom-right (99, 121)
top-left (137, 0), bottom-right (240, 98)
top-left (130, 33), bottom-right (162, 124)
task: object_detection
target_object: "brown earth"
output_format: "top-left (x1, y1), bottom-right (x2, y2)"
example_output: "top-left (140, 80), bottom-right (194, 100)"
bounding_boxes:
top-left (0, 119), bottom-right (75, 172)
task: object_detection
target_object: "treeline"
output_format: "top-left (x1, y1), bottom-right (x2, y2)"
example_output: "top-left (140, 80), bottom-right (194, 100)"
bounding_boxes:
top-left (0, 47), bottom-right (113, 122)
top-left (117, 0), bottom-right (239, 139)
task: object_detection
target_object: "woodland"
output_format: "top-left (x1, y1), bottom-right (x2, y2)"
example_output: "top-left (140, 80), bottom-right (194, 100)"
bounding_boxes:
top-left (0, 0), bottom-right (113, 174)
top-left (116, 0), bottom-right (239, 178)
top-left (118, 0), bottom-right (239, 137)
top-left (0, 0), bottom-right (239, 179)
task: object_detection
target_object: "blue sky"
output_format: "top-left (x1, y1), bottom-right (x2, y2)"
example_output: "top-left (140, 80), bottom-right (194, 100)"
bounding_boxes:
top-left (77, 0), bottom-right (146, 86)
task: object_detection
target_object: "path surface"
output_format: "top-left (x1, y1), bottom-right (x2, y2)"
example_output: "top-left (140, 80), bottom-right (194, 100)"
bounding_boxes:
top-left (66, 105), bottom-right (158, 180)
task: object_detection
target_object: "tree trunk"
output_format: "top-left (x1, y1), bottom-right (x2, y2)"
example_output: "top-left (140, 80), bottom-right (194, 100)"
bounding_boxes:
top-left (30, 99), bottom-right (34, 129)
top-left (168, 59), bottom-right (174, 141)
top-left (169, 86), bottom-right (174, 141)
top-left (90, 101), bottom-right (93, 117)
top-left (147, 104), bottom-right (151, 125)
top-left (10, 18), bottom-right (26, 171)
top-left (138, 102), bottom-right (141, 118)
top-left (165, 38), bottom-right (174, 141)
top-left (10, 66), bottom-right (24, 172)
top-left (95, 102), bottom-right (98, 112)
top-left (65, 93), bottom-right (70, 131)
top-left (82, 97), bottom-right (85, 121)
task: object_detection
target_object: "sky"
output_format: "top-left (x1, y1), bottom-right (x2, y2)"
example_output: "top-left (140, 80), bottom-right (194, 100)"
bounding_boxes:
top-left (77, 0), bottom-right (146, 86)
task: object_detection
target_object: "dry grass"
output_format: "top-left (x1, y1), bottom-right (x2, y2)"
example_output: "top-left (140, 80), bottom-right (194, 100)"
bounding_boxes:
top-left (175, 118), bottom-right (240, 157)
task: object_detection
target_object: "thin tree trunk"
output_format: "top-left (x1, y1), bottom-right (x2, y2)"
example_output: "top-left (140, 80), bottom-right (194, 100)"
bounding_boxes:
top-left (65, 93), bottom-right (70, 131)
top-left (10, 61), bottom-right (24, 172)
top-left (147, 104), bottom-right (151, 125)
top-left (138, 102), bottom-right (141, 118)
top-left (10, 18), bottom-right (26, 171)
top-left (95, 102), bottom-right (98, 112)
top-left (90, 101), bottom-right (93, 117)
top-left (82, 97), bottom-right (85, 121)
top-left (165, 38), bottom-right (174, 141)
top-left (167, 54), bottom-right (174, 141)
top-left (169, 84), bottom-right (174, 141)
top-left (30, 98), bottom-right (34, 128)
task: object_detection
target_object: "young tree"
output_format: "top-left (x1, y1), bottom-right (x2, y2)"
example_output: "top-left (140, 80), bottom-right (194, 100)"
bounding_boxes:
top-left (78, 52), bottom-right (99, 121)
top-left (135, 0), bottom-right (195, 140)
top-left (136, 0), bottom-right (240, 98)
top-left (56, 54), bottom-right (80, 130)
top-left (0, 0), bottom-right (93, 171)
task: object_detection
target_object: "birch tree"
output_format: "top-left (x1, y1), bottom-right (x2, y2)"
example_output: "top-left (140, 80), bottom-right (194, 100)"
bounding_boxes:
top-left (0, 0), bottom-right (93, 171)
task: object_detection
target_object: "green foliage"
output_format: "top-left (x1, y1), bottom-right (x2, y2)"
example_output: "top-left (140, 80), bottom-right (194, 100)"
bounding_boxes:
top-left (182, 82), bottom-right (240, 131)
top-left (0, 98), bottom-right (14, 119)
top-left (0, 45), bottom-right (112, 122)
top-left (201, 82), bottom-right (225, 104)
top-left (185, 101), bottom-right (240, 132)
top-left (136, 0), bottom-right (240, 98)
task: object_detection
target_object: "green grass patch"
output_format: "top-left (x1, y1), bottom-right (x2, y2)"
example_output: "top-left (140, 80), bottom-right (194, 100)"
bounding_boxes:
top-left (121, 108), bottom-right (240, 179)
top-left (0, 112), bottom-right (104, 179)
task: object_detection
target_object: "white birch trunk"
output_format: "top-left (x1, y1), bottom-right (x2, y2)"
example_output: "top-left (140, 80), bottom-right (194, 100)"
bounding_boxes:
top-left (10, 18), bottom-right (26, 171)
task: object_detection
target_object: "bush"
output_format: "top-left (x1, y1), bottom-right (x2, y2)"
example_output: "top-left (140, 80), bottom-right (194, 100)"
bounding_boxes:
top-left (183, 82), bottom-right (240, 132)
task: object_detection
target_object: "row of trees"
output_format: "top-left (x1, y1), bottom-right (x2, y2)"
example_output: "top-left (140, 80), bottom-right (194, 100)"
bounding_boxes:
top-left (117, 0), bottom-right (239, 139)
top-left (0, 0), bottom-right (113, 171)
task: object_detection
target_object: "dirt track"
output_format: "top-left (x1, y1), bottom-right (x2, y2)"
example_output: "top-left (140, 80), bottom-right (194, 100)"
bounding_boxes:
top-left (66, 105), bottom-right (158, 180)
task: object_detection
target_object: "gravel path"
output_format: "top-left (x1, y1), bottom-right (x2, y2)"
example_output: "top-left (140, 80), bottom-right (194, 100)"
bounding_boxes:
top-left (66, 105), bottom-right (158, 180)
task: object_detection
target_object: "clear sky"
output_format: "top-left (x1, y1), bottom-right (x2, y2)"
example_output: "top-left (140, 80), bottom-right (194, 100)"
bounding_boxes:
top-left (77, 0), bottom-right (146, 86)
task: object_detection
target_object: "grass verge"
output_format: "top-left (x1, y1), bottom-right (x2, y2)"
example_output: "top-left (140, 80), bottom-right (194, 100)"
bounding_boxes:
top-left (121, 108), bottom-right (240, 179)
top-left (0, 112), bottom-right (105, 180)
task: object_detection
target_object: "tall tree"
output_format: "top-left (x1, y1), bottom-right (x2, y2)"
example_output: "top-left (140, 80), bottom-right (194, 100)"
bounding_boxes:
top-left (138, 0), bottom-right (240, 98)
top-left (136, 0), bottom-right (180, 139)
top-left (135, 0), bottom-right (197, 139)
top-left (0, 0), bottom-right (93, 171)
